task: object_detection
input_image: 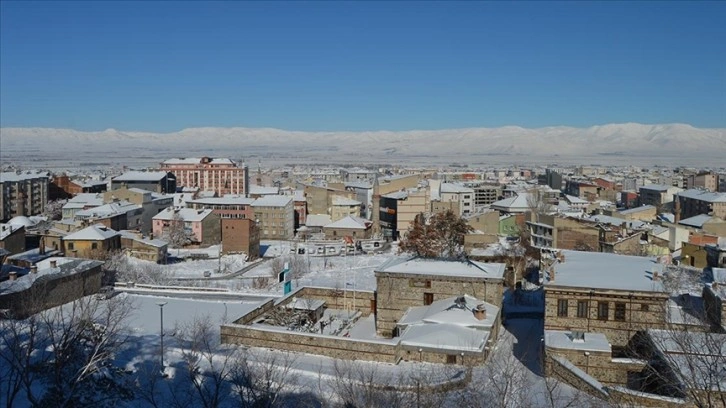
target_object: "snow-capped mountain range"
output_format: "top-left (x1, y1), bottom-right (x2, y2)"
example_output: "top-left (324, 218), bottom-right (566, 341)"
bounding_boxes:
top-left (1, 123), bottom-right (724, 166)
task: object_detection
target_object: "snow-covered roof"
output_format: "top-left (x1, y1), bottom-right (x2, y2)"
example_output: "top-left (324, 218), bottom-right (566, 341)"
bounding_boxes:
top-left (619, 205), bottom-right (656, 215)
top-left (0, 170), bottom-right (49, 182)
top-left (251, 195), bottom-right (293, 207)
top-left (639, 184), bottom-right (672, 192)
top-left (6, 216), bottom-right (36, 228)
top-left (0, 224), bottom-right (23, 240)
top-left (344, 181), bottom-right (372, 190)
top-left (398, 295), bottom-right (499, 330)
top-left (188, 196), bottom-right (255, 206)
top-left (118, 230), bottom-right (168, 248)
top-left (163, 157), bottom-right (234, 165)
top-left (678, 189), bottom-right (726, 203)
top-left (249, 185), bottom-right (280, 195)
top-left (376, 257), bottom-right (506, 280)
top-left (544, 250), bottom-right (666, 293)
top-left (113, 171), bottom-right (170, 182)
top-left (564, 195), bottom-right (589, 205)
top-left (382, 191), bottom-right (408, 200)
top-left (440, 183), bottom-right (475, 194)
top-left (63, 224), bottom-right (120, 241)
top-left (305, 214), bottom-right (332, 228)
top-left (544, 330), bottom-right (611, 353)
top-left (0, 258), bottom-right (104, 294)
top-left (399, 323), bottom-right (490, 352)
top-left (153, 207), bottom-right (214, 222)
top-left (490, 193), bottom-right (532, 213)
top-left (324, 216), bottom-right (370, 230)
top-left (679, 214), bottom-right (715, 228)
top-left (332, 197), bottom-right (361, 206)
top-left (74, 201), bottom-right (140, 219)
top-left (584, 214), bottom-right (647, 229)
top-left (65, 193), bottom-right (104, 207)
top-left (285, 297), bottom-right (325, 311)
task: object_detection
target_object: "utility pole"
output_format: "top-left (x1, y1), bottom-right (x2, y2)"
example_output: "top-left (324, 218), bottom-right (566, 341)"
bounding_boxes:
top-left (156, 301), bottom-right (167, 376)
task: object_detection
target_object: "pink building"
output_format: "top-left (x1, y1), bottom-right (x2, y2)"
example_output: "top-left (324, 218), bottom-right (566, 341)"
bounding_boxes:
top-left (152, 208), bottom-right (221, 247)
top-left (160, 157), bottom-right (249, 196)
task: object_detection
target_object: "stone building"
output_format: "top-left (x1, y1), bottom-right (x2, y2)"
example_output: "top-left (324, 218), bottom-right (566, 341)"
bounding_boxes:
top-left (0, 224), bottom-right (25, 255)
top-left (0, 258), bottom-right (105, 318)
top-left (374, 257), bottom-right (505, 338)
top-left (62, 224), bottom-right (122, 259)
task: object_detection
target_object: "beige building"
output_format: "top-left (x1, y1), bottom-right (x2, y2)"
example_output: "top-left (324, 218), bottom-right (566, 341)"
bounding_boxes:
top-left (160, 157), bottom-right (249, 196)
top-left (0, 171), bottom-right (50, 221)
top-left (251, 195), bottom-right (294, 240)
top-left (374, 257), bottom-right (505, 338)
top-left (676, 189), bottom-right (726, 220)
top-left (303, 184), bottom-right (357, 217)
top-left (330, 196), bottom-right (361, 222)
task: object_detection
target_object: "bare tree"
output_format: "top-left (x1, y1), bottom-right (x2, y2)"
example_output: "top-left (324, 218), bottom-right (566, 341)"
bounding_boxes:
top-left (163, 212), bottom-right (195, 252)
top-left (230, 349), bottom-right (300, 408)
top-left (526, 189), bottom-right (553, 224)
top-left (398, 211), bottom-right (472, 259)
top-left (0, 295), bottom-right (136, 408)
top-left (43, 199), bottom-right (67, 221)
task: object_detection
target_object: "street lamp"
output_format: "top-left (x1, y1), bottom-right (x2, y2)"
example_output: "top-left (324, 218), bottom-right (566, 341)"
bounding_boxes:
top-left (156, 301), bottom-right (168, 375)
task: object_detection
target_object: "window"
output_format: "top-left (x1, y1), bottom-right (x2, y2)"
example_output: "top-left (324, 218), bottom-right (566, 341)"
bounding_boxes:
top-left (68, 242), bottom-right (74, 250)
top-left (424, 293), bottom-right (434, 305)
top-left (615, 303), bottom-right (626, 321)
top-left (597, 302), bottom-right (609, 321)
top-left (577, 300), bottom-right (588, 318)
top-left (557, 299), bottom-right (568, 317)
top-left (641, 304), bottom-right (649, 312)
top-left (91, 243), bottom-right (98, 250)
top-left (446, 355), bottom-right (457, 364)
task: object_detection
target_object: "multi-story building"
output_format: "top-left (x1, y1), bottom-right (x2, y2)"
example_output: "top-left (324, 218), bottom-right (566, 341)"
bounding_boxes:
top-left (438, 183), bottom-right (475, 216)
top-left (152, 208), bottom-right (221, 247)
top-left (686, 172), bottom-right (718, 192)
top-left (676, 189), bottom-right (726, 220)
top-left (186, 196), bottom-right (255, 220)
top-left (221, 218), bottom-right (260, 259)
top-left (374, 257), bottom-right (505, 338)
top-left (111, 171), bottom-right (177, 194)
top-left (160, 157), bottom-right (249, 196)
top-left (251, 195), bottom-right (294, 240)
top-left (638, 184), bottom-right (682, 208)
top-left (330, 197), bottom-right (361, 222)
top-left (0, 171), bottom-right (50, 221)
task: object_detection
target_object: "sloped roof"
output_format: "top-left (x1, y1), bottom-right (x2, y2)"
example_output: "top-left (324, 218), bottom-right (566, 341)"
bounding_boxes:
top-left (619, 205), bottom-right (656, 215)
top-left (490, 193), bottom-right (531, 213)
top-left (7, 216), bottom-right (36, 228)
top-left (63, 224), bottom-right (120, 241)
top-left (399, 323), bottom-right (489, 352)
top-left (305, 214), bottom-right (332, 228)
top-left (74, 201), bottom-right (140, 219)
top-left (679, 214), bottom-right (715, 228)
top-left (376, 257), bottom-right (506, 280)
top-left (324, 216), bottom-right (370, 230)
top-left (113, 171), bottom-right (170, 182)
top-left (440, 183), bottom-right (475, 194)
top-left (399, 295), bottom-right (499, 330)
top-left (678, 189), bottom-right (726, 203)
top-left (0, 224), bottom-right (23, 240)
top-left (332, 197), bottom-right (362, 206)
top-left (153, 207), bottom-right (214, 222)
top-left (251, 195), bottom-right (293, 207)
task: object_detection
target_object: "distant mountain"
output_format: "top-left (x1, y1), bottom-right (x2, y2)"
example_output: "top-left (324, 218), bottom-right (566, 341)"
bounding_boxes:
top-left (1, 123), bottom-right (724, 165)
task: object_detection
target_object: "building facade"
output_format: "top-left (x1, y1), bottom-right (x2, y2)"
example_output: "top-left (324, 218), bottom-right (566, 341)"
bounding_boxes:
top-left (160, 157), bottom-right (249, 196)
top-left (251, 195), bottom-right (294, 240)
top-left (0, 171), bottom-right (50, 221)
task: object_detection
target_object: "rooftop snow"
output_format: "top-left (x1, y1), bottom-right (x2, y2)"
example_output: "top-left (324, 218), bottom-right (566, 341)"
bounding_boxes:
top-left (398, 294), bottom-right (499, 330)
top-left (0, 224), bottom-right (23, 240)
top-left (113, 171), bottom-right (169, 182)
top-left (324, 216), bottom-right (369, 230)
top-left (305, 214), bottom-right (332, 227)
top-left (544, 250), bottom-right (666, 293)
top-left (376, 257), bottom-right (505, 280)
top-left (399, 322), bottom-right (489, 352)
top-left (440, 183), bottom-right (475, 194)
top-left (0, 170), bottom-right (49, 182)
top-left (251, 195), bottom-right (293, 207)
top-left (188, 196), bottom-right (255, 206)
top-left (678, 188), bottom-right (726, 203)
top-left (619, 205), bottom-right (656, 215)
top-left (153, 207), bottom-right (214, 222)
top-left (679, 214), bottom-right (715, 228)
top-left (639, 184), bottom-right (672, 192)
top-left (162, 157), bottom-right (234, 165)
top-left (490, 193), bottom-right (531, 212)
top-left (544, 330), bottom-right (611, 353)
top-left (64, 224), bottom-right (120, 241)
top-left (332, 197), bottom-right (362, 206)
top-left (0, 258), bottom-right (103, 294)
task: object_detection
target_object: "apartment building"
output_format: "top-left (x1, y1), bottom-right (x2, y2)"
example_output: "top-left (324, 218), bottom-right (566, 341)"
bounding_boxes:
top-left (187, 196), bottom-right (255, 220)
top-left (438, 183), bottom-right (475, 216)
top-left (638, 184), bottom-right (682, 208)
top-left (251, 195), bottom-right (294, 240)
top-left (686, 172), bottom-right (718, 192)
top-left (160, 157), bottom-right (249, 196)
top-left (111, 171), bottom-right (177, 194)
top-left (676, 189), bottom-right (726, 220)
top-left (0, 171), bottom-right (50, 221)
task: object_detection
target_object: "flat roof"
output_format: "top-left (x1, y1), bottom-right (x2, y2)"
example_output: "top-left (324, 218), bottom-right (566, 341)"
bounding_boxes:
top-left (376, 256), bottom-right (505, 280)
top-left (544, 250), bottom-right (666, 293)
top-left (545, 330), bottom-right (611, 353)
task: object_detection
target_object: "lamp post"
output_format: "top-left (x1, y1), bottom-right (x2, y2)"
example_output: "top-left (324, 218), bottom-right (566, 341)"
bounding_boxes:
top-left (157, 301), bottom-right (168, 375)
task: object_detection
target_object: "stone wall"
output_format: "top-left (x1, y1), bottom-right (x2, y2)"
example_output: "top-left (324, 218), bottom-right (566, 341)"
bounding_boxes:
top-left (292, 286), bottom-right (375, 316)
top-left (221, 324), bottom-right (399, 363)
top-left (544, 287), bottom-right (669, 349)
top-left (546, 346), bottom-right (645, 386)
top-left (375, 272), bottom-right (503, 337)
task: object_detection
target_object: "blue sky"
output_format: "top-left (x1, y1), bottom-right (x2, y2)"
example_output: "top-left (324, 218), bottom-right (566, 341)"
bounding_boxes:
top-left (1, 1), bottom-right (724, 132)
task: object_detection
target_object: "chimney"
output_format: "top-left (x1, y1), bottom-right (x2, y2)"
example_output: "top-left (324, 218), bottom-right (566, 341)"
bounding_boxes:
top-left (713, 282), bottom-right (719, 290)
top-left (30, 265), bottom-right (38, 274)
top-left (653, 271), bottom-right (659, 281)
top-left (473, 304), bottom-right (487, 320)
top-left (560, 252), bottom-right (566, 263)
top-left (550, 267), bottom-right (556, 282)
top-left (50, 260), bottom-right (57, 268)
top-left (8, 271), bottom-right (17, 281)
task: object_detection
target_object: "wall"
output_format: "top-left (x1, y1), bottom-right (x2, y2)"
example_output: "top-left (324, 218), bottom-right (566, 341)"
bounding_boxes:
top-left (200, 213), bottom-right (222, 247)
top-left (544, 287), bottom-right (669, 349)
top-left (375, 272), bottom-right (503, 337)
